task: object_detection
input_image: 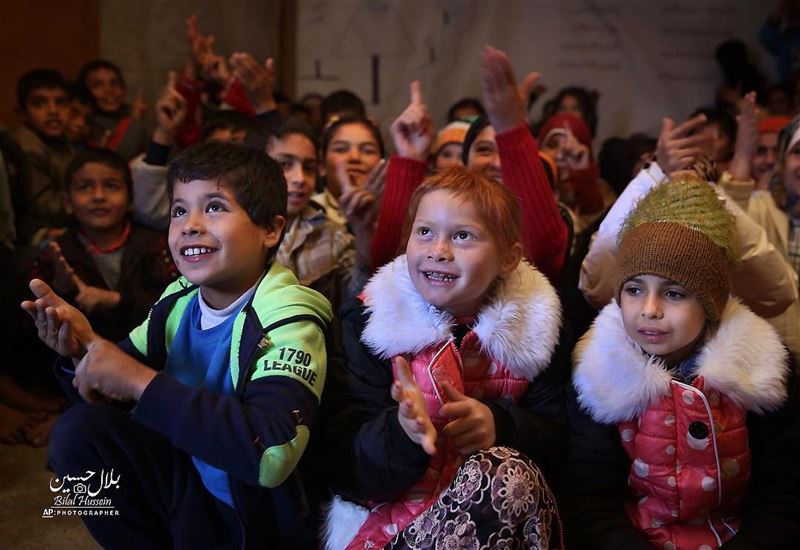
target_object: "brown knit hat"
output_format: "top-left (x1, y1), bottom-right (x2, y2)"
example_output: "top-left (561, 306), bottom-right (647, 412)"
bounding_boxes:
top-left (616, 175), bottom-right (737, 321)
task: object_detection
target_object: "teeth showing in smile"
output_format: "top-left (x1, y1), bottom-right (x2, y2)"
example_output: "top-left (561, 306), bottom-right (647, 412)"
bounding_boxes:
top-left (424, 271), bottom-right (456, 281)
top-left (183, 247), bottom-right (215, 257)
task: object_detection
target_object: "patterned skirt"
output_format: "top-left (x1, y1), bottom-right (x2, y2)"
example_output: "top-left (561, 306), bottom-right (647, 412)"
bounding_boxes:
top-left (385, 447), bottom-right (561, 550)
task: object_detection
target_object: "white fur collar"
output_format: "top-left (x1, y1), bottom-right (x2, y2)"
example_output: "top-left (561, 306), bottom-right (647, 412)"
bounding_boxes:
top-left (573, 299), bottom-right (789, 424)
top-left (361, 255), bottom-right (562, 380)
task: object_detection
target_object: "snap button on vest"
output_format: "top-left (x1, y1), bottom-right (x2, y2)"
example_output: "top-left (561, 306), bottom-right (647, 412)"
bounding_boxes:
top-left (689, 421), bottom-right (709, 439)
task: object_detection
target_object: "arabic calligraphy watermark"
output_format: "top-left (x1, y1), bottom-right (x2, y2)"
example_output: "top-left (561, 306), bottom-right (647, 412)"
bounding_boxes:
top-left (42, 469), bottom-right (121, 519)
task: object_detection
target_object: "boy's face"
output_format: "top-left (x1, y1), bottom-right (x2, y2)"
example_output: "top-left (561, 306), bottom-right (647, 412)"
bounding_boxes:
top-left (23, 87), bottom-right (69, 139)
top-left (65, 162), bottom-right (129, 235)
top-left (66, 100), bottom-right (92, 143)
top-left (783, 141), bottom-right (800, 198)
top-left (405, 189), bottom-right (520, 318)
top-left (86, 68), bottom-right (124, 114)
top-left (169, 179), bottom-right (284, 309)
top-left (620, 274), bottom-right (706, 366)
top-left (267, 133), bottom-right (318, 217)
top-left (434, 143), bottom-right (464, 170)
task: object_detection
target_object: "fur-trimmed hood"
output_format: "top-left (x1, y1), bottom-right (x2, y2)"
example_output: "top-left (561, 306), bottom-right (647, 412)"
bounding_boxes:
top-left (361, 255), bottom-right (562, 381)
top-left (573, 299), bottom-right (789, 424)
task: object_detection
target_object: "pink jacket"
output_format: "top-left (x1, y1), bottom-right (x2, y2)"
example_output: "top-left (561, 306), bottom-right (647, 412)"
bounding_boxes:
top-left (572, 299), bottom-right (789, 549)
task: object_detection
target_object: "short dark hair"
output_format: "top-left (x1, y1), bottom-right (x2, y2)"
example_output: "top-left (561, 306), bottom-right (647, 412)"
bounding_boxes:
top-left (271, 119), bottom-right (320, 153)
top-left (77, 59), bottom-right (126, 90)
top-left (321, 116), bottom-right (384, 158)
top-left (16, 69), bottom-right (70, 108)
top-left (201, 110), bottom-right (255, 143)
top-left (167, 143), bottom-right (287, 257)
top-left (446, 98), bottom-right (485, 123)
top-left (321, 89), bottom-right (366, 124)
top-left (461, 115), bottom-right (491, 165)
top-left (64, 147), bottom-right (133, 195)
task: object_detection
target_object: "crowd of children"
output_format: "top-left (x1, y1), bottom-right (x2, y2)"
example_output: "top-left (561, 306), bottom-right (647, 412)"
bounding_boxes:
top-left (3, 9), bottom-right (800, 550)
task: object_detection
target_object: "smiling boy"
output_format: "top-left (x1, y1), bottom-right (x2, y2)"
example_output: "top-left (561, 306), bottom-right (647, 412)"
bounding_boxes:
top-left (23, 142), bottom-right (332, 548)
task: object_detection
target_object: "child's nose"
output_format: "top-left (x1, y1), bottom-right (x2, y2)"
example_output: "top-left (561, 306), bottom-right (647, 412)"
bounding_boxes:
top-left (428, 238), bottom-right (453, 261)
top-left (181, 212), bottom-right (204, 235)
top-left (642, 295), bottom-right (663, 319)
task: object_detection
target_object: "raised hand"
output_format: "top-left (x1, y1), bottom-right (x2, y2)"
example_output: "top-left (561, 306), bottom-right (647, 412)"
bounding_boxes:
top-left (656, 114), bottom-right (709, 177)
top-left (481, 45), bottom-right (541, 133)
top-left (47, 241), bottom-right (79, 295)
top-left (440, 381), bottom-right (496, 455)
top-left (230, 52), bottom-right (276, 114)
top-left (391, 356), bottom-right (437, 455)
top-left (20, 279), bottom-right (96, 358)
top-left (390, 81), bottom-right (434, 161)
top-left (153, 71), bottom-right (188, 146)
top-left (73, 338), bottom-right (156, 404)
top-left (729, 91), bottom-right (759, 182)
top-left (186, 15), bottom-right (229, 84)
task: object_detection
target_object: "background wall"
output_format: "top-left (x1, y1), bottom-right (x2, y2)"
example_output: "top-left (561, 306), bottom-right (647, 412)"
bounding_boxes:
top-left (0, 0), bottom-right (99, 128)
top-left (295, 0), bottom-right (779, 144)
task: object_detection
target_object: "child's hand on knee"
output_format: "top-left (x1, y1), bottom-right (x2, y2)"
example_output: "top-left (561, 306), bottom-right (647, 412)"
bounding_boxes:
top-left (392, 356), bottom-right (437, 455)
top-left (21, 279), bottom-right (96, 358)
top-left (73, 339), bottom-right (157, 404)
top-left (440, 382), bottom-right (496, 456)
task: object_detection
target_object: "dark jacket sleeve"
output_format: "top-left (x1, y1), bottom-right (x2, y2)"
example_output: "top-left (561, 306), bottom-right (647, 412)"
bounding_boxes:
top-left (559, 384), bottom-right (652, 550)
top-left (319, 296), bottom-right (430, 503)
top-left (486, 322), bottom-right (572, 479)
top-left (723, 363), bottom-right (800, 549)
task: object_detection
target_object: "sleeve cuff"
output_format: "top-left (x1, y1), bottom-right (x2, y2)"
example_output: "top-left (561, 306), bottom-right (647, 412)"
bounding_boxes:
top-left (144, 141), bottom-right (171, 166)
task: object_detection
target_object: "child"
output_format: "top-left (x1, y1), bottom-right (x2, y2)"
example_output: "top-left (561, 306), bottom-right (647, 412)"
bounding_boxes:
top-left (371, 47), bottom-right (568, 280)
top-left (267, 120), bottom-right (357, 306)
top-left (22, 142), bottom-right (332, 548)
top-left (431, 120), bottom-right (469, 170)
top-left (563, 175), bottom-right (800, 548)
top-left (77, 59), bottom-right (148, 160)
top-left (321, 167), bottom-right (569, 549)
top-left (11, 69), bottom-right (75, 245)
top-left (31, 148), bottom-right (177, 343)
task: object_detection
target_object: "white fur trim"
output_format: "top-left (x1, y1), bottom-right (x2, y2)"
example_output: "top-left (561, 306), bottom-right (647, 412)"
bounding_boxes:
top-left (323, 496), bottom-right (370, 550)
top-left (361, 256), bottom-right (562, 380)
top-left (573, 299), bottom-right (789, 423)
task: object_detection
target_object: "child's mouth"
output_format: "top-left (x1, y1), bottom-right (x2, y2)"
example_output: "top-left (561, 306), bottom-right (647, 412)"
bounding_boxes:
top-left (182, 246), bottom-right (217, 257)
top-left (423, 271), bottom-right (457, 283)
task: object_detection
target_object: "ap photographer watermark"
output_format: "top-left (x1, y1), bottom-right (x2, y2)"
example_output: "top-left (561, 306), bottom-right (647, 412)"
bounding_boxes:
top-left (42, 468), bottom-right (121, 518)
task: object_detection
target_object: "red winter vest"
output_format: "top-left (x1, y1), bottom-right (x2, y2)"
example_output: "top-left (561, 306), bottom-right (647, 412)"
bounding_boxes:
top-left (347, 335), bottom-right (530, 549)
top-left (619, 376), bottom-right (750, 549)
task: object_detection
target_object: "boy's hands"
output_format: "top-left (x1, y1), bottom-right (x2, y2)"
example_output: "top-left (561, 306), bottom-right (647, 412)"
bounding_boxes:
top-left (131, 87), bottom-right (148, 120)
top-left (186, 15), bottom-right (229, 84)
top-left (20, 279), bottom-right (95, 358)
top-left (729, 91), bottom-right (759, 183)
top-left (337, 159), bottom-right (386, 267)
top-left (481, 45), bottom-right (540, 133)
top-left (656, 114), bottom-right (708, 177)
top-left (47, 241), bottom-right (79, 294)
top-left (390, 81), bottom-right (434, 161)
top-left (230, 52), bottom-right (276, 114)
top-left (153, 71), bottom-right (188, 146)
top-left (440, 381), bottom-right (496, 455)
top-left (73, 281), bottom-right (121, 314)
top-left (392, 356), bottom-right (437, 455)
top-left (73, 339), bottom-right (156, 404)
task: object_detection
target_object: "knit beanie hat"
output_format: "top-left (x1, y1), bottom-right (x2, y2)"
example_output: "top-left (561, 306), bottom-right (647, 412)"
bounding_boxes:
top-left (616, 175), bottom-right (737, 321)
top-left (433, 121), bottom-right (470, 155)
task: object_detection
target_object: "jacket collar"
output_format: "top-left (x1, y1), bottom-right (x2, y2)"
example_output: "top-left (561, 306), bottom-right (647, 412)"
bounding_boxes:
top-left (572, 299), bottom-right (790, 424)
top-left (361, 255), bottom-right (562, 380)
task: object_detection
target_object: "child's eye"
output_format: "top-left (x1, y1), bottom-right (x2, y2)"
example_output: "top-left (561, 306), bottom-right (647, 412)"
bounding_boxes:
top-left (623, 286), bottom-right (641, 296)
top-left (302, 161), bottom-right (317, 175)
top-left (206, 201), bottom-right (227, 213)
top-left (360, 145), bottom-right (379, 156)
top-left (279, 160), bottom-right (293, 171)
top-left (665, 289), bottom-right (685, 300)
top-left (171, 205), bottom-right (186, 218)
top-left (416, 226), bottom-right (431, 236)
top-left (453, 231), bottom-right (472, 241)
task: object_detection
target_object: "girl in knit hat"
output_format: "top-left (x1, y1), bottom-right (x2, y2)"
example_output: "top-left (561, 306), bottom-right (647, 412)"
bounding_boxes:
top-left (562, 175), bottom-right (800, 549)
top-left (431, 120), bottom-right (469, 170)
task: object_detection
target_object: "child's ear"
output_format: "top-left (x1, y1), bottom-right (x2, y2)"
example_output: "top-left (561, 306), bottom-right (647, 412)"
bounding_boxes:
top-left (262, 215), bottom-right (286, 248)
top-left (499, 242), bottom-right (523, 277)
